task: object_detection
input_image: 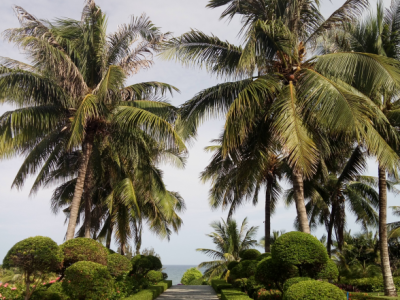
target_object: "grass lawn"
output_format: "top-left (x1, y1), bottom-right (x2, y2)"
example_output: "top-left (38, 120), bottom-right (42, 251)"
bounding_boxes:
top-left (367, 292), bottom-right (400, 299)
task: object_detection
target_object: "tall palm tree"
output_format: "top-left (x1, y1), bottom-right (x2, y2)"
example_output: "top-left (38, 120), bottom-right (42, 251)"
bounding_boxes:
top-left (286, 147), bottom-right (380, 256)
top-left (324, 1), bottom-right (400, 295)
top-left (50, 136), bottom-right (186, 251)
top-left (201, 128), bottom-right (286, 252)
top-left (197, 217), bottom-right (258, 279)
top-left (0, 1), bottom-right (186, 240)
top-left (163, 0), bottom-right (400, 234)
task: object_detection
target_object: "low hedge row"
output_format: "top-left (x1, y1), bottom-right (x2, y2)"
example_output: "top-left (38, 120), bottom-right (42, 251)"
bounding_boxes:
top-left (343, 292), bottom-right (388, 300)
top-left (211, 279), bottom-right (233, 293)
top-left (221, 288), bottom-right (252, 300)
top-left (122, 280), bottom-right (172, 300)
top-left (340, 277), bottom-right (400, 293)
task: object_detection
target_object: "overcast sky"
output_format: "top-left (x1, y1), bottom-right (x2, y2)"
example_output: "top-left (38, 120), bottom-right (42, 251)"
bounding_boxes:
top-left (0, 0), bottom-right (397, 265)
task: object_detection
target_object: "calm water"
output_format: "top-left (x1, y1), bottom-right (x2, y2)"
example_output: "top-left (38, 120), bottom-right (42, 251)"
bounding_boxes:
top-left (163, 265), bottom-right (205, 285)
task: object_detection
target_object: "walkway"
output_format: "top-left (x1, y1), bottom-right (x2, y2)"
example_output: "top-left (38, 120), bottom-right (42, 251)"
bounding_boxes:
top-left (157, 285), bottom-right (219, 299)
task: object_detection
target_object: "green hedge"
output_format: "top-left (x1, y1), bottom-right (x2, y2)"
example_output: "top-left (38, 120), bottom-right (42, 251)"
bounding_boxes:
top-left (340, 277), bottom-right (400, 292)
top-left (121, 281), bottom-right (171, 300)
top-left (211, 279), bottom-right (233, 293)
top-left (122, 289), bottom-right (153, 300)
top-left (221, 288), bottom-right (252, 300)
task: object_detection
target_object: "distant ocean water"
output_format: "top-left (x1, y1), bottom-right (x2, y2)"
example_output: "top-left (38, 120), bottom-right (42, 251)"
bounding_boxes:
top-left (163, 265), bottom-right (206, 285)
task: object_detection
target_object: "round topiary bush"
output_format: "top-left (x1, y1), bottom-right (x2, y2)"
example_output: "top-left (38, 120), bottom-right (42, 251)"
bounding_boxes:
top-left (257, 253), bottom-right (271, 261)
top-left (107, 253), bottom-right (131, 277)
top-left (227, 261), bottom-right (240, 271)
top-left (181, 267), bottom-right (203, 285)
top-left (283, 280), bottom-right (346, 300)
top-left (255, 257), bottom-right (297, 291)
top-left (60, 238), bottom-right (108, 269)
top-left (131, 254), bottom-right (162, 275)
top-left (3, 236), bottom-right (63, 300)
top-left (231, 260), bottom-right (257, 278)
top-left (147, 270), bottom-right (163, 284)
top-left (240, 249), bottom-right (261, 260)
top-left (62, 261), bottom-right (113, 300)
top-left (316, 259), bottom-right (339, 281)
top-left (147, 255), bottom-right (162, 270)
top-left (272, 232), bottom-right (328, 276)
top-left (283, 277), bottom-right (313, 293)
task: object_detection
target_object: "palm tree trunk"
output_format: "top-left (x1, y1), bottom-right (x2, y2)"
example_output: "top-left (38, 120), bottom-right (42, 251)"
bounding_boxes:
top-left (66, 137), bottom-right (93, 240)
top-left (292, 170), bottom-right (310, 234)
top-left (84, 165), bottom-right (94, 238)
top-left (265, 182), bottom-right (272, 252)
top-left (379, 165), bottom-right (397, 297)
top-left (327, 204), bottom-right (336, 258)
top-left (106, 220), bottom-right (112, 249)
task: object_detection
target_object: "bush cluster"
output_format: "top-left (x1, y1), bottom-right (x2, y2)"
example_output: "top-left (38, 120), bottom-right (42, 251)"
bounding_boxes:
top-left (61, 238), bottom-right (108, 269)
top-left (240, 249), bottom-right (261, 261)
top-left (283, 280), bottom-right (346, 300)
top-left (131, 255), bottom-right (162, 275)
top-left (62, 261), bottom-right (114, 300)
top-left (146, 270), bottom-right (163, 284)
top-left (181, 267), bottom-right (203, 285)
top-left (108, 253), bottom-right (132, 277)
top-left (282, 277), bottom-right (312, 293)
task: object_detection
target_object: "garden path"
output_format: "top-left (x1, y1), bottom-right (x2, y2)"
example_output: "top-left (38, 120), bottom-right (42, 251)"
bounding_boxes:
top-left (157, 285), bottom-right (219, 299)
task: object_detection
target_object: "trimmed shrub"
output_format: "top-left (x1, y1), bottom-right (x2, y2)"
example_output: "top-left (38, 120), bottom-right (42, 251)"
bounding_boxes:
top-left (154, 281), bottom-right (169, 292)
top-left (272, 232), bottom-right (328, 276)
top-left (3, 236), bottom-right (63, 300)
top-left (147, 270), bottom-right (163, 284)
top-left (221, 288), bottom-right (252, 300)
top-left (122, 289), bottom-right (153, 300)
top-left (339, 277), bottom-right (400, 293)
top-left (257, 289), bottom-right (282, 300)
top-left (283, 280), bottom-right (346, 300)
top-left (60, 238), bottom-right (107, 269)
top-left (211, 279), bottom-right (233, 293)
top-left (31, 291), bottom-right (64, 300)
top-left (240, 249), bottom-right (261, 260)
top-left (283, 277), bottom-right (312, 293)
top-left (316, 259), bottom-right (339, 281)
top-left (227, 261), bottom-right (240, 270)
top-left (108, 253), bottom-right (131, 277)
top-left (231, 260), bottom-right (257, 279)
top-left (131, 254), bottom-right (162, 275)
top-left (188, 278), bottom-right (205, 285)
top-left (233, 278), bottom-right (247, 289)
top-left (148, 285), bottom-right (163, 298)
top-left (181, 267), bottom-right (203, 285)
top-left (257, 253), bottom-right (271, 261)
top-left (45, 282), bottom-right (69, 300)
top-left (255, 257), bottom-right (297, 291)
top-left (62, 261), bottom-right (113, 300)
top-left (164, 280), bottom-right (173, 288)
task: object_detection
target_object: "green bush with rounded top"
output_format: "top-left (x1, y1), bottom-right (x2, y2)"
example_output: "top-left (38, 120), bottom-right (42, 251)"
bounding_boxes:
top-left (131, 254), bottom-right (162, 275)
top-left (255, 257), bottom-right (297, 291)
top-left (227, 261), bottom-right (240, 270)
top-left (60, 238), bottom-right (108, 269)
top-left (272, 232), bottom-right (328, 276)
top-left (231, 260), bottom-right (257, 278)
top-left (240, 249), bottom-right (261, 260)
top-left (257, 253), bottom-right (271, 261)
top-left (316, 259), bottom-right (339, 281)
top-left (62, 261), bottom-right (113, 300)
top-left (107, 253), bottom-right (131, 277)
top-left (3, 236), bottom-right (63, 273)
top-left (147, 270), bottom-right (164, 284)
top-left (283, 277), bottom-right (312, 293)
top-left (283, 280), bottom-right (346, 300)
top-left (181, 267), bottom-right (203, 285)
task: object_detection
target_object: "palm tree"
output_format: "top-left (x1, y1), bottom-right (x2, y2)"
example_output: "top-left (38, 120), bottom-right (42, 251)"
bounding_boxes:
top-left (197, 217), bottom-right (258, 279)
top-left (0, 1), bottom-right (186, 240)
top-left (286, 147), bottom-right (380, 256)
top-left (388, 206), bottom-right (400, 239)
top-left (259, 230), bottom-right (286, 249)
top-left (50, 137), bottom-right (186, 252)
top-left (326, 2), bottom-right (400, 294)
top-left (163, 0), bottom-right (400, 235)
top-left (201, 128), bottom-right (286, 252)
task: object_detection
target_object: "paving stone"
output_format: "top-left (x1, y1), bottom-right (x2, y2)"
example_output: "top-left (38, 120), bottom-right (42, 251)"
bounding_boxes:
top-left (157, 285), bottom-right (219, 299)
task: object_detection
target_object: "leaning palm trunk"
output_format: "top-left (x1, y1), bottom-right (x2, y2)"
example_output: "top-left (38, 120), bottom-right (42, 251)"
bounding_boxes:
top-left (66, 138), bottom-right (93, 240)
top-left (84, 162), bottom-right (94, 238)
top-left (327, 203), bottom-right (336, 258)
top-left (379, 165), bottom-right (397, 296)
top-left (265, 182), bottom-right (272, 252)
top-left (292, 171), bottom-right (310, 233)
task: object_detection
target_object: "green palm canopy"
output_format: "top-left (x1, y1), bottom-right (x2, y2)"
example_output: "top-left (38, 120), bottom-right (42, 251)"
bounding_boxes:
top-left (0, 1), bottom-right (186, 240)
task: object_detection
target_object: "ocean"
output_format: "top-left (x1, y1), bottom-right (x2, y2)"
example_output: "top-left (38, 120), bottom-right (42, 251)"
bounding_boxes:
top-left (162, 265), bottom-right (205, 285)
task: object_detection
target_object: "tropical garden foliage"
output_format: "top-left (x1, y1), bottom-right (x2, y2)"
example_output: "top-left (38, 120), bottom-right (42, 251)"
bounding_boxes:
top-left (3, 0), bottom-right (400, 299)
